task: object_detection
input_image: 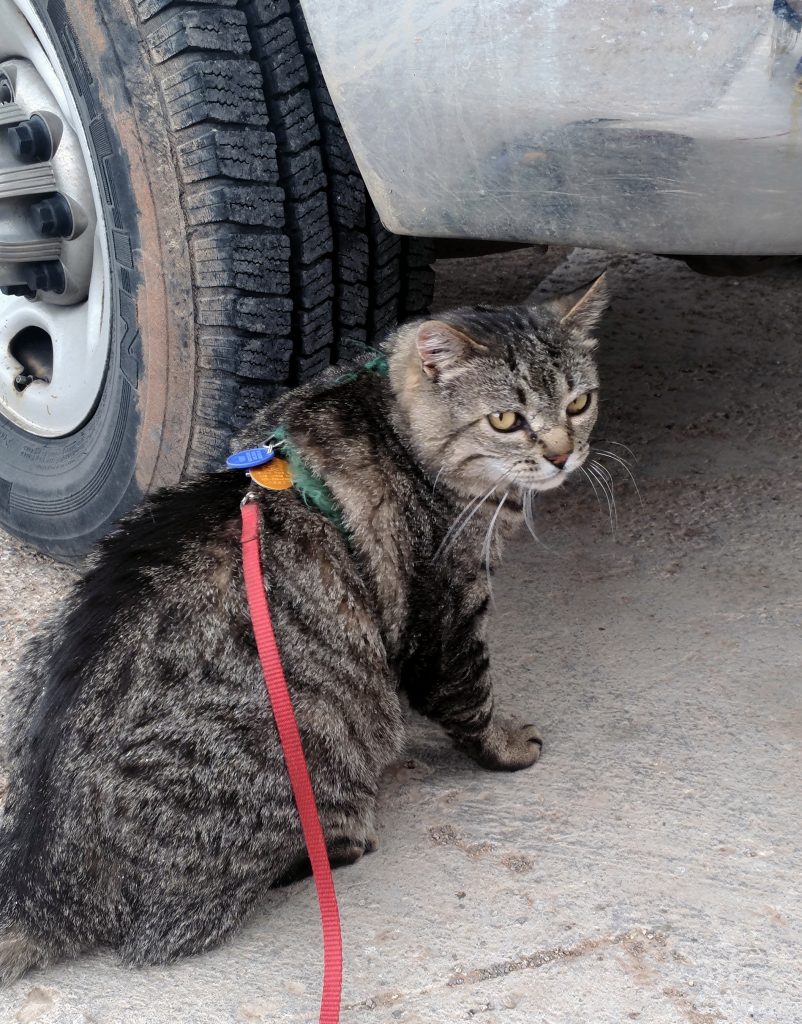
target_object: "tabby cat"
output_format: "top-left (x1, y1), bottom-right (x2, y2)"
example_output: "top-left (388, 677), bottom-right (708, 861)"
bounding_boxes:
top-left (0, 276), bottom-right (608, 979)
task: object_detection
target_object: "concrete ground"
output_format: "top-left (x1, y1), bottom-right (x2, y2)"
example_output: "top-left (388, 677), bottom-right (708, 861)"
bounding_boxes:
top-left (0, 249), bottom-right (800, 1023)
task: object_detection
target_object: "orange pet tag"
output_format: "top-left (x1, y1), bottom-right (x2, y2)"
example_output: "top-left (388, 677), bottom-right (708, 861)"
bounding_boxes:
top-left (249, 457), bottom-right (293, 491)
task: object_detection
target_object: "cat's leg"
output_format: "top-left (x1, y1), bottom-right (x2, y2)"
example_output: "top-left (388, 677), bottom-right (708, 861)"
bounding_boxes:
top-left (404, 600), bottom-right (542, 772)
top-left (420, 662), bottom-right (543, 772)
top-left (274, 833), bottom-right (379, 888)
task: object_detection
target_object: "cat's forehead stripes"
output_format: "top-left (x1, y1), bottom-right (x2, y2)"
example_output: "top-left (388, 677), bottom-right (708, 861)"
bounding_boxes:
top-left (450, 305), bottom-right (583, 372)
top-left (435, 302), bottom-right (599, 430)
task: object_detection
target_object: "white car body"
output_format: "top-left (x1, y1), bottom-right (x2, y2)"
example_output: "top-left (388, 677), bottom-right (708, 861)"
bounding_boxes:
top-left (303, 0), bottom-right (802, 254)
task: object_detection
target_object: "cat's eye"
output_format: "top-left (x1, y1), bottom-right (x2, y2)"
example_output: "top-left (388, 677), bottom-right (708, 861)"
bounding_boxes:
top-left (488, 411), bottom-right (522, 432)
top-left (566, 392), bottom-right (592, 416)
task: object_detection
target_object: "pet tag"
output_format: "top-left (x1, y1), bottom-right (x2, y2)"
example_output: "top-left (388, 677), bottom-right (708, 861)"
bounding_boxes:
top-left (249, 458), bottom-right (293, 490)
top-left (226, 446), bottom-right (275, 470)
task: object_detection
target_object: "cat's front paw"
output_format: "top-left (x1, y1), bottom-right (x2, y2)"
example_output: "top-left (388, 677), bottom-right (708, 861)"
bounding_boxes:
top-left (461, 719), bottom-right (543, 772)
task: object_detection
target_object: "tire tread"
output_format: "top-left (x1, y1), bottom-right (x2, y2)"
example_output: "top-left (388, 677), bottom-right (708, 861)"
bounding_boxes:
top-left (139, 0), bottom-right (433, 471)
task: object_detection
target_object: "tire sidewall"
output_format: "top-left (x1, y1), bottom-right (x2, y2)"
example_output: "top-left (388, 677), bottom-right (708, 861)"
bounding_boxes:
top-left (0, 0), bottom-right (195, 557)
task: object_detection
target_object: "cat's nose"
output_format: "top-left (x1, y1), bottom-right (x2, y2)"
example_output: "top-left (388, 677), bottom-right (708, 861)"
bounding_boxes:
top-left (544, 451), bottom-right (570, 468)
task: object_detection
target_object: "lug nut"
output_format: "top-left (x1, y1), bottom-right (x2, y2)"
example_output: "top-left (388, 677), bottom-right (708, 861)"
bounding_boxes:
top-left (8, 115), bottom-right (53, 163)
top-left (22, 260), bottom-right (65, 295)
top-left (30, 193), bottom-right (74, 238)
top-left (0, 75), bottom-right (13, 104)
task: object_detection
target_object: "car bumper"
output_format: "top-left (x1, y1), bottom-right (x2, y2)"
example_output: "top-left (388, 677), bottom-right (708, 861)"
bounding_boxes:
top-left (302, 0), bottom-right (802, 254)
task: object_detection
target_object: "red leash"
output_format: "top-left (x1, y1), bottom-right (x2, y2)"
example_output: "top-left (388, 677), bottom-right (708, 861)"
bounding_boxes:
top-left (240, 497), bottom-right (342, 1023)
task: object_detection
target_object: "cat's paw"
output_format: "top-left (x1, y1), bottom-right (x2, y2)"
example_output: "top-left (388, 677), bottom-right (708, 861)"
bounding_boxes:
top-left (328, 833), bottom-right (379, 868)
top-left (274, 834), bottom-right (378, 887)
top-left (462, 719), bottom-right (543, 772)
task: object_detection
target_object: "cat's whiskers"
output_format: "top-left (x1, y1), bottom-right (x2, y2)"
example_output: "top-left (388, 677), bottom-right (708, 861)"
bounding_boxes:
top-left (584, 460), bottom-right (616, 534)
top-left (593, 448), bottom-right (633, 471)
top-left (522, 489), bottom-right (538, 544)
top-left (435, 469), bottom-right (514, 559)
top-left (599, 439), bottom-right (636, 461)
top-left (482, 489), bottom-right (510, 599)
top-left (432, 464), bottom-right (447, 495)
top-left (581, 462), bottom-right (606, 516)
top-left (521, 489), bottom-right (562, 557)
top-left (579, 465), bottom-right (605, 518)
top-left (437, 483), bottom-right (498, 557)
top-left (588, 459), bottom-right (618, 533)
top-left (591, 458), bottom-right (617, 498)
top-left (592, 447), bottom-right (643, 508)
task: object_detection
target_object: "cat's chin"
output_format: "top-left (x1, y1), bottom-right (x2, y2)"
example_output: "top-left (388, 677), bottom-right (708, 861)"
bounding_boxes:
top-left (524, 473), bottom-right (567, 493)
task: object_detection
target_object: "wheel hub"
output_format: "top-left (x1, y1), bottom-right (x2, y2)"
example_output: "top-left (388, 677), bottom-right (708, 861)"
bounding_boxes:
top-left (0, 0), bottom-right (110, 438)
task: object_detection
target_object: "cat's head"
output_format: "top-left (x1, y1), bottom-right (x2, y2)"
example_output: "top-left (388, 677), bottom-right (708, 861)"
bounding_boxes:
top-left (389, 275), bottom-right (608, 498)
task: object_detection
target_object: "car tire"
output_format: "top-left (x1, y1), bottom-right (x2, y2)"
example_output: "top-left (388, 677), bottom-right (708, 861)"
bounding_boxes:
top-left (0, 0), bottom-right (434, 558)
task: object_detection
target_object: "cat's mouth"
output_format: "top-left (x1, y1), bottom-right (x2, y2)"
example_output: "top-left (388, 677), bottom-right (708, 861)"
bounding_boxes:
top-left (514, 450), bottom-right (587, 492)
top-left (526, 471), bottom-right (568, 492)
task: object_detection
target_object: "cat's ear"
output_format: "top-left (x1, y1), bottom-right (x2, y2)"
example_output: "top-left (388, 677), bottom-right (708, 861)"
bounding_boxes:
top-left (415, 320), bottom-right (487, 380)
top-left (540, 273), bottom-right (610, 341)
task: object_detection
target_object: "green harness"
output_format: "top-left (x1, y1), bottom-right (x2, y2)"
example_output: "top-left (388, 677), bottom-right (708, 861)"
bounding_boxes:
top-left (267, 353), bottom-right (389, 535)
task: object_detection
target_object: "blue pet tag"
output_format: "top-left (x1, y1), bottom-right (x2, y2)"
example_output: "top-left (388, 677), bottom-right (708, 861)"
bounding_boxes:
top-left (226, 446), bottom-right (275, 470)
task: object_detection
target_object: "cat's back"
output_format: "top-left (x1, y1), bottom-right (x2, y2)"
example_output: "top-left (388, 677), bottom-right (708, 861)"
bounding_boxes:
top-left (3, 471), bottom-right (249, 778)
top-left (4, 362), bottom-right (400, 830)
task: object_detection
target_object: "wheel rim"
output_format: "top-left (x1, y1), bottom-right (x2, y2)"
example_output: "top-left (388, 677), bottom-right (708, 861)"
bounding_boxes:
top-left (0, 0), bottom-right (110, 438)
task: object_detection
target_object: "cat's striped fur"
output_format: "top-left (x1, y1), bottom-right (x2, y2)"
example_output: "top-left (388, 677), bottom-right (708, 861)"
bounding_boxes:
top-left (0, 279), bottom-right (607, 979)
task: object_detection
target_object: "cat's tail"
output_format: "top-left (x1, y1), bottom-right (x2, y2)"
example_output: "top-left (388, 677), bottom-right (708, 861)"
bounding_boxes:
top-left (0, 923), bottom-right (47, 985)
